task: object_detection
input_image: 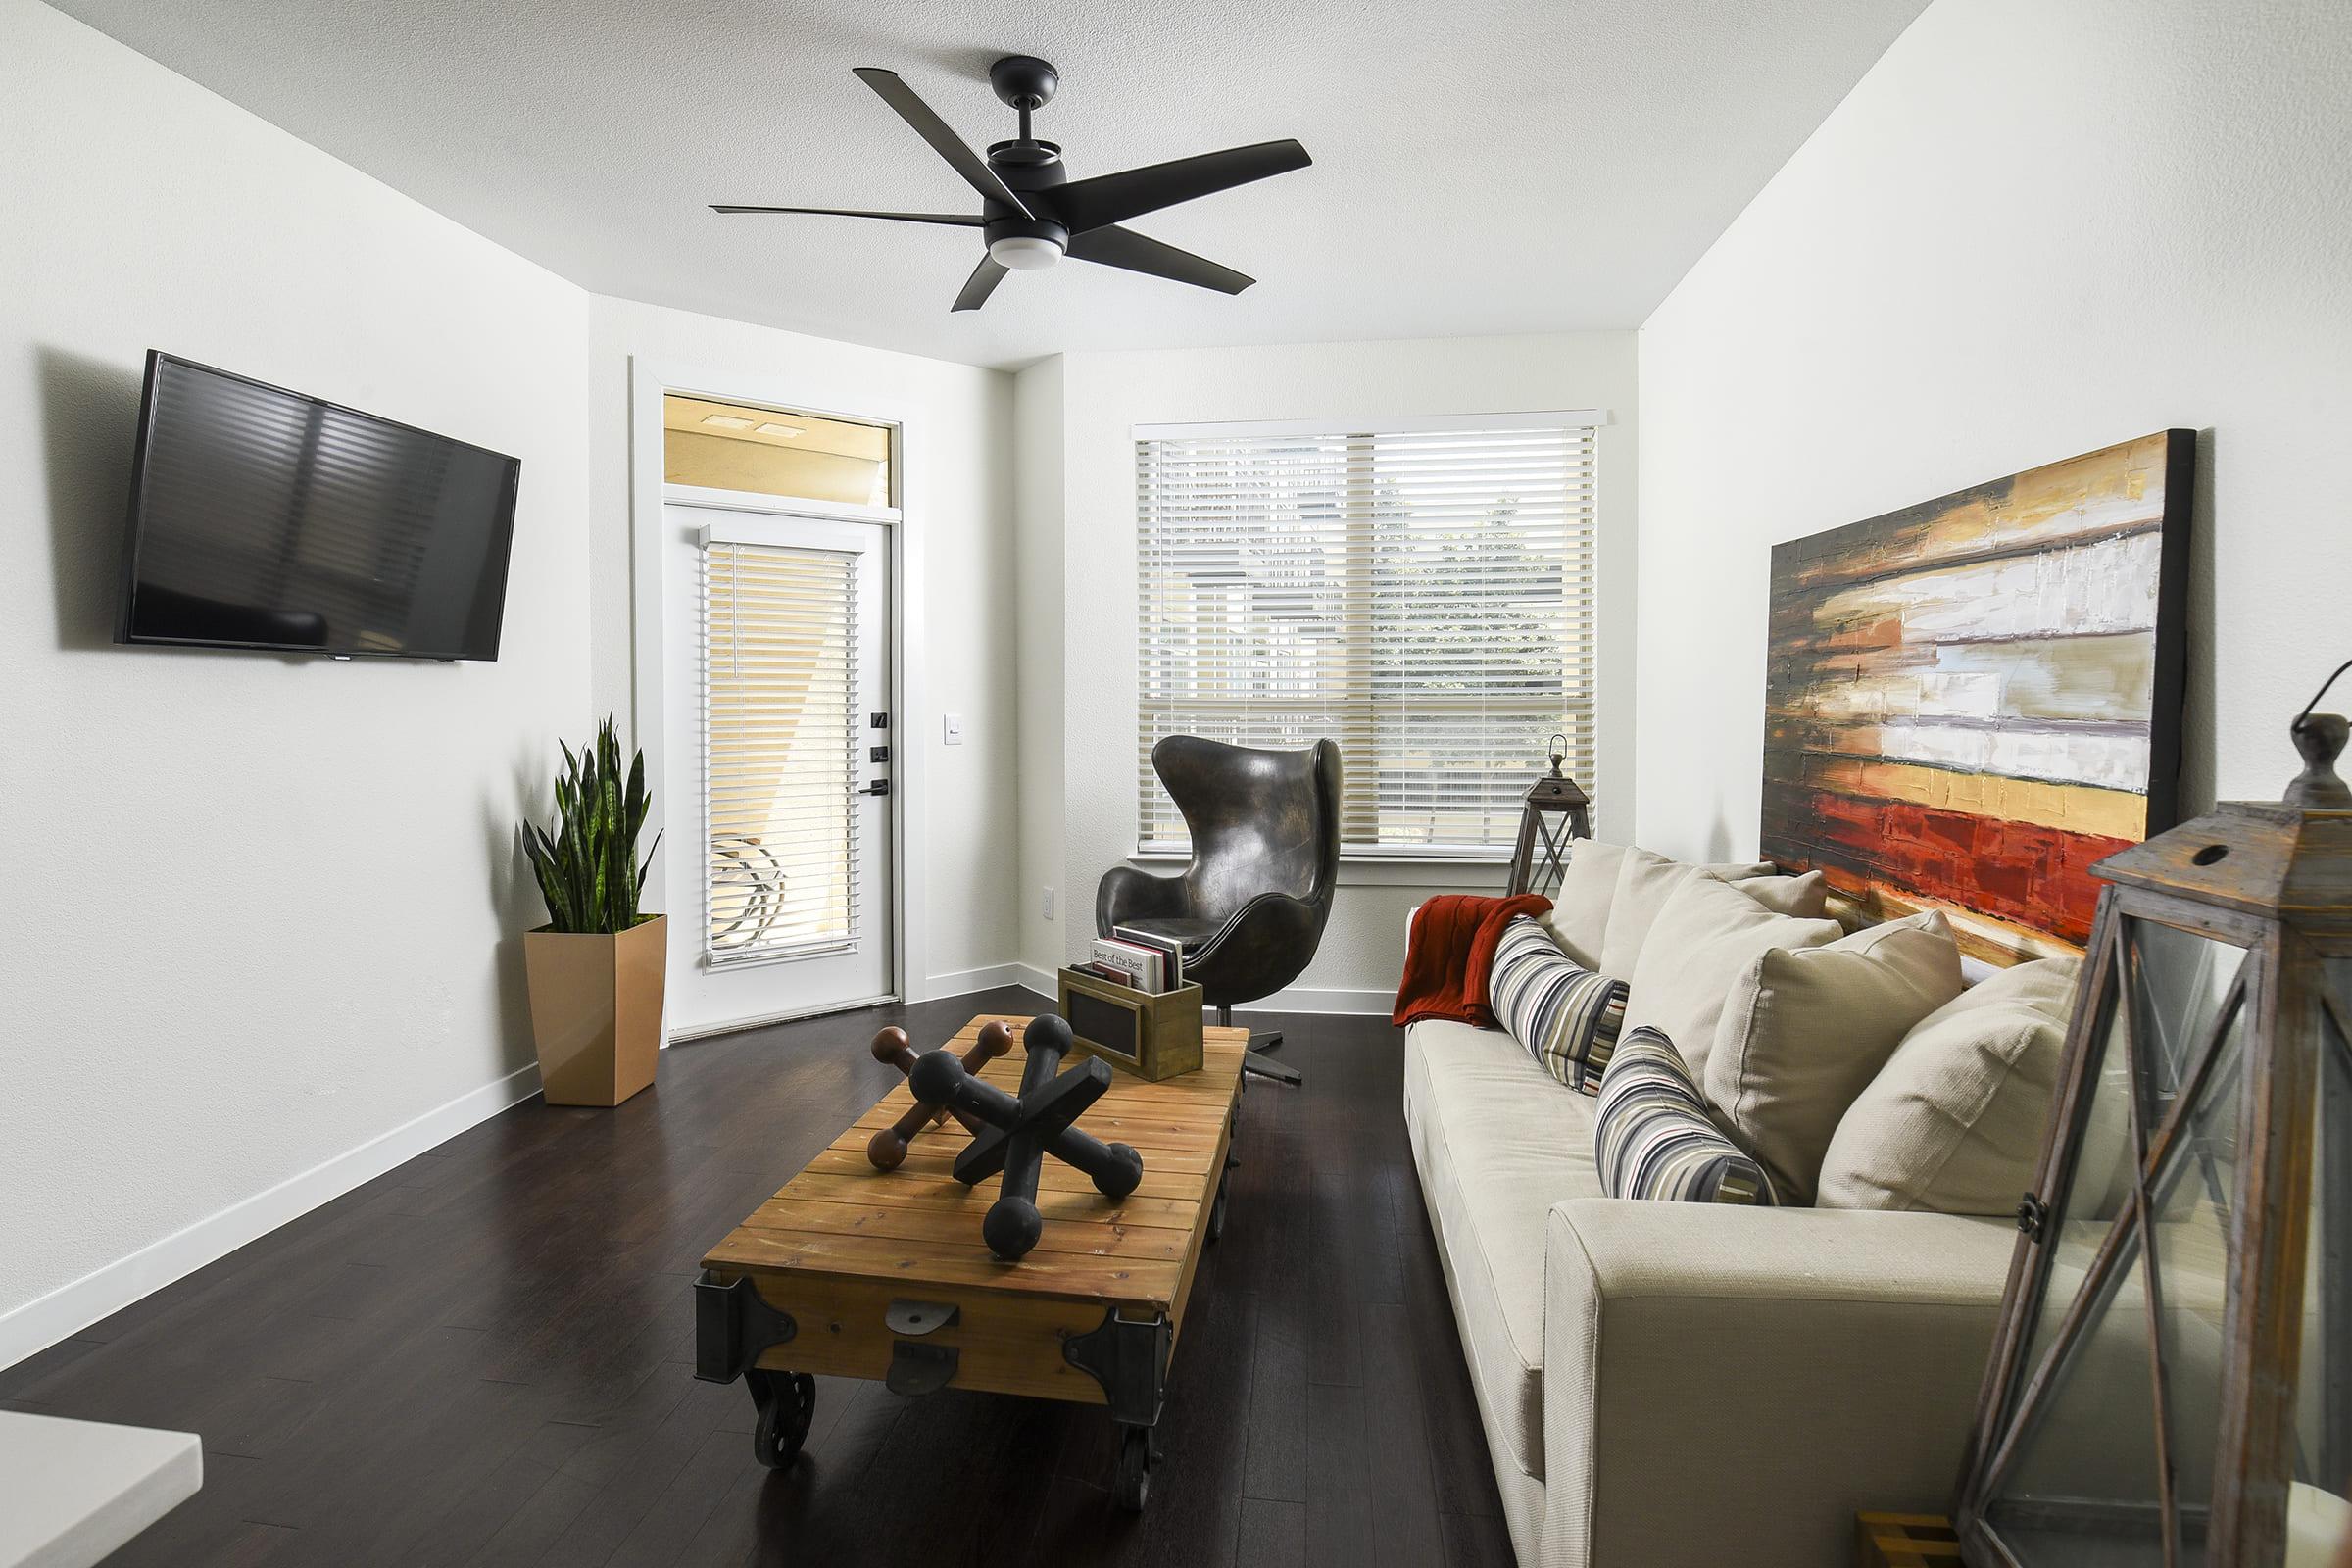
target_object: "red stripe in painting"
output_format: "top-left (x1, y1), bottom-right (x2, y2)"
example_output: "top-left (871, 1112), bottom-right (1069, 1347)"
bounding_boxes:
top-left (1777, 790), bottom-right (2129, 944)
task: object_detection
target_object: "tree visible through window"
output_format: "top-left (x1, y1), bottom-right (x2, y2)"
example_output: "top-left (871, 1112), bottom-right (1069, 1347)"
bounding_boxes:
top-left (1136, 418), bottom-right (1597, 854)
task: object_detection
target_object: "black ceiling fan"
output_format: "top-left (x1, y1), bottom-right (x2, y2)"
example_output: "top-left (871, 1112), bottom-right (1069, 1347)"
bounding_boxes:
top-left (710, 56), bottom-right (1311, 313)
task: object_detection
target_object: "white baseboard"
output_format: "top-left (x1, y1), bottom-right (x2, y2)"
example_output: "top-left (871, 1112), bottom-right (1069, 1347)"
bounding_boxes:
top-left (1242, 983), bottom-right (1395, 1016)
top-left (0, 1060), bottom-right (544, 1373)
top-left (923, 962), bottom-right (1033, 999)
top-left (1010, 962), bottom-right (1391, 1017)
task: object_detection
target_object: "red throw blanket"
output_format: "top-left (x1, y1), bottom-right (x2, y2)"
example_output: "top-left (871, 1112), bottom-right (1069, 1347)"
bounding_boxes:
top-left (1392, 893), bottom-right (1552, 1029)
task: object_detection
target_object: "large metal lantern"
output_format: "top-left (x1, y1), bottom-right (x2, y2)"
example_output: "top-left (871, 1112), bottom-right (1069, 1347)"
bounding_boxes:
top-left (1505, 732), bottom-right (1592, 898)
top-left (1955, 667), bottom-right (2352, 1568)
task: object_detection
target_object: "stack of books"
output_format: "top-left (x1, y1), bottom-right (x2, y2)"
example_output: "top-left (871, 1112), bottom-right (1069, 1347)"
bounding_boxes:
top-left (1074, 927), bottom-right (1187, 994)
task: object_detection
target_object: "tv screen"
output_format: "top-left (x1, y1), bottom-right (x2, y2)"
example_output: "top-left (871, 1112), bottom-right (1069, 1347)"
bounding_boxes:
top-left (115, 352), bottom-right (521, 660)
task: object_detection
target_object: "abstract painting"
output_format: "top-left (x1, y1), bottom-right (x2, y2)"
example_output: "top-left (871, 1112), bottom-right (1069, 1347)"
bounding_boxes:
top-left (1760, 431), bottom-right (2191, 961)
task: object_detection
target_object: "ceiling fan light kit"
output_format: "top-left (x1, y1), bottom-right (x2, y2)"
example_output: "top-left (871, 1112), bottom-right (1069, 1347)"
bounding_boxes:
top-left (988, 233), bottom-right (1063, 270)
top-left (711, 55), bottom-right (1310, 313)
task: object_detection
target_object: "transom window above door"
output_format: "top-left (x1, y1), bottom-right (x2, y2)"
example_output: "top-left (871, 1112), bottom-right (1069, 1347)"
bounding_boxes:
top-left (1134, 414), bottom-right (1600, 857)
top-left (663, 394), bottom-right (892, 508)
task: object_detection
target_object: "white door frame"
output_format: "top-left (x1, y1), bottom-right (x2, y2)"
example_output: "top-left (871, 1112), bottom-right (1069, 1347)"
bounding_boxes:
top-left (627, 357), bottom-right (930, 1034)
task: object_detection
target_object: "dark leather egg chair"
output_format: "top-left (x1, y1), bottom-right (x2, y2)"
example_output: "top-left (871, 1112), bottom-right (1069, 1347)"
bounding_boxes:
top-left (1095, 736), bottom-right (1342, 1086)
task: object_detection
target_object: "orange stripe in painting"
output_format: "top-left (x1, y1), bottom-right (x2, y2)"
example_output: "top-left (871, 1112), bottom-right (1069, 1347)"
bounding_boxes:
top-left (1808, 760), bottom-right (2146, 840)
top-left (1762, 787), bottom-right (2129, 945)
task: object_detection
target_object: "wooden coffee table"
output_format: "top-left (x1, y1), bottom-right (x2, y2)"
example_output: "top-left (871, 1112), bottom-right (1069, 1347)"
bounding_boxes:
top-left (694, 1013), bottom-right (1249, 1509)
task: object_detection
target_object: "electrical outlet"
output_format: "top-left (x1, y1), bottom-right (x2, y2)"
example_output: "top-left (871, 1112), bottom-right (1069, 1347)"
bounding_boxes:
top-left (1042, 886), bottom-right (1055, 921)
top-left (943, 712), bottom-right (964, 745)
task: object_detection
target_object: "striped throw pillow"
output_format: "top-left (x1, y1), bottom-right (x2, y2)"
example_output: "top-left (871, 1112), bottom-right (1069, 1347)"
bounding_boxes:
top-left (1489, 915), bottom-right (1629, 1093)
top-left (1594, 1027), bottom-right (1779, 1204)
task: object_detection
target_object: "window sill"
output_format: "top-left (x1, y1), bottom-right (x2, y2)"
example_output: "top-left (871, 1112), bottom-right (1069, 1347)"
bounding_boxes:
top-left (1127, 848), bottom-right (1512, 891)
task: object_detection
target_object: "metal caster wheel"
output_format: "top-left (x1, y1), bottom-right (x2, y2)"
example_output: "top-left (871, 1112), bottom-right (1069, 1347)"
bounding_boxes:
top-left (1112, 1424), bottom-right (1153, 1511)
top-left (1207, 1176), bottom-right (1229, 1243)
top-left (748, 1369), bottom-right (816, 1470)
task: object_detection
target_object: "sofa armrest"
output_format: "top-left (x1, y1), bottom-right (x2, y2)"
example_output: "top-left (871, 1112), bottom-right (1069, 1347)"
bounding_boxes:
top-left (1541, 1199), bottom-right (2017, 1568)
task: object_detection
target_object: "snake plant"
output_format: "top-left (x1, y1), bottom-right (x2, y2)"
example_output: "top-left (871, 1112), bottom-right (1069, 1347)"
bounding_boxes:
top-left (523, 716), bottom-right (662, 934)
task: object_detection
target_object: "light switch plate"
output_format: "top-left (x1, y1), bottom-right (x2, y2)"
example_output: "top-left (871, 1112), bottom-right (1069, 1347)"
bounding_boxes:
top-left (943, 713), bottom-right (965, 745)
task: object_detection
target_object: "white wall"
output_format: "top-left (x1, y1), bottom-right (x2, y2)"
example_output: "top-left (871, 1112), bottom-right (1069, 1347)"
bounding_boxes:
top-left (1019, 335), bottom-right (1639, 1008)
top-left (0, 0), bottom-right (593, 1356)
top-left (1634, 0), bottom-right (2352, 861)
top-left (585, 297), bottom-right (1021, 998)
top-left (1012, 358), bottom-right (1067, 984)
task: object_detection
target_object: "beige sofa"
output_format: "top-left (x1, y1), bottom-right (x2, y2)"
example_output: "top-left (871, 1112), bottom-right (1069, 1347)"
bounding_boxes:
top-left (1402, 877), bottom-right (2025, 1567)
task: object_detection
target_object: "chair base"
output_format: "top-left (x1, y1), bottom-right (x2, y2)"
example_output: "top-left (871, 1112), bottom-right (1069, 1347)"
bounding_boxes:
top-left (1219, 1007), bottom-right (1301, 1087)
top-left (1243, 1053), bottom-right (1301, 1086)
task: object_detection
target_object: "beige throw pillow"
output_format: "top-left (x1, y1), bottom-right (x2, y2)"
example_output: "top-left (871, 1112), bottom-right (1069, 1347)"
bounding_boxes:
top-left (1705, 912), bottom-right (1966, 1205)
top-left (1701, 859), bottom-right (1788, 883)
top-left (1540, 839), bottom-right (1628, 970)
top-left (1597, 848), bottom-right (1776, 978)
top-left (1727, 869), bottom-right (1830, 919)
top-left (1816, 956), bottom-right (2082, 1215)
top-left (1621, 873), bottom-right (1840, 1085)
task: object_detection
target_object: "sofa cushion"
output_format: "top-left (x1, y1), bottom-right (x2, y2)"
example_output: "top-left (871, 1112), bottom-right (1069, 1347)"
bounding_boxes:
top-left (1818, 956), bottom-right (2082, 1215)
top-left (1593, 1026), bottom-right (1779, 1204)
top-left (1401, 1016), bottom-right (1603, 1481)
top-left (1705, 912), bottom-right (1966, 1205)
top-left (1540, 839), bottom-right (1627, 968)
top-left (1592, 848), bottom-right (1685, 976)
top-left (1597, 848), bottom-right (1777, 976)
top-left (1703, 860), bottom-right (1783, 879)
top-left (1727, 868), bottom-right (1830, 918)
top-left (1621, 873), bottom-right (1841, 1084)
top-left (1490, 916), bottom-right (1629, 1092)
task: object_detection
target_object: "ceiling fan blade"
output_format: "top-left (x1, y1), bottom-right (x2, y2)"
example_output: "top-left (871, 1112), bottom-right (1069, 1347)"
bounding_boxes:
top-left (952, 256), bottom-right (1009, 313)
top-left (1066, 226), bottom-right (1254, 294)
top-left (710, 205), bottom-right (981, 226)
top-left (1048, 139), bottom-right (1310, 234)
top-left (852, 67), bottom-right (1033, 220)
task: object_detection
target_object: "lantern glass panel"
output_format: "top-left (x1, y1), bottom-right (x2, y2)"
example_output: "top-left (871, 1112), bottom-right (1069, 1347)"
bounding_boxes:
top-left (1984, 1228), bottom-right (2165, 1564)
top-left (1984, 917), bottom-right (2253, 1565)
top-left (2294, 962), bottom-right (2352, 1512)
top-left (2145, 1005), bottom-right (2249, 1564)
top-left (2009, 964), bottom-right (2149, 1394)
top-left (2124, 919), bottom-right (2247, 1138)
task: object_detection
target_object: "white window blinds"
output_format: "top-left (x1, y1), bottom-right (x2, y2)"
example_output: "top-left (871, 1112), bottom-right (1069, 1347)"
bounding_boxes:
top-left (1136, 417), bottom-right (1597, 855)
top-left (702, 541), bottom-right (860, 964)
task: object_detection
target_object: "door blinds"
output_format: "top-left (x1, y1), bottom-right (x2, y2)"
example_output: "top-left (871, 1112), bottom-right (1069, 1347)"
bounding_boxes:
top-left (702, 540), bottom-right (860, 964)
top-left (1136, 420), bottom-right (1597, 854)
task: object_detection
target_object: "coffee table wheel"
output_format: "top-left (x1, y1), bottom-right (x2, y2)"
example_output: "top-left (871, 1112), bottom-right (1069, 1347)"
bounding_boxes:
top-left (1113, 1424), bottom-right (1153, 1511)
top-left (747, 1369), bottom-right (816, 1470)
top-left (1207, 1174), bottom-right (1230, 1243)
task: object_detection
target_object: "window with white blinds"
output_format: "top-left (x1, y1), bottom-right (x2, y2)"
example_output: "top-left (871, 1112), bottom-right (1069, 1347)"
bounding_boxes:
top-left (702, 541), bottom-right (861, 964)
top-left (1136, 416), bottom-right (1597, 855)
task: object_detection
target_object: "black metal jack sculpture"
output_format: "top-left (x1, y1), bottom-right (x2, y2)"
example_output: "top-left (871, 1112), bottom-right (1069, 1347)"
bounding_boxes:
top-left (902, 1015), bottom-right (1146, 1260)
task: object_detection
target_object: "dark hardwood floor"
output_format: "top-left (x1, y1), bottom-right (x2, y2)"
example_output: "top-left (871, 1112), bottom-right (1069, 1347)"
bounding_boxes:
top-left (1, 987), bottom-right (1509, 1567)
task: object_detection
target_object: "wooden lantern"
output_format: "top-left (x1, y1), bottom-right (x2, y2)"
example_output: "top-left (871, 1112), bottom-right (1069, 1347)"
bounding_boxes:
top-left (1505, 732), bottom-right (1592, 898)
top-left (1954, 668), bottom-right (2352, 1568)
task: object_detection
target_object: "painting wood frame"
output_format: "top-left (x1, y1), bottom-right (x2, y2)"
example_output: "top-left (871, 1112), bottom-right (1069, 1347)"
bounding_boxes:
top-left (1759, 431), bottom-right (2193, 965)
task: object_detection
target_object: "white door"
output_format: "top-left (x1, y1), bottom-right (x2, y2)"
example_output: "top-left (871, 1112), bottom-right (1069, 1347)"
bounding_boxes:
top-left (664, 505), bottom-right (894, 1033)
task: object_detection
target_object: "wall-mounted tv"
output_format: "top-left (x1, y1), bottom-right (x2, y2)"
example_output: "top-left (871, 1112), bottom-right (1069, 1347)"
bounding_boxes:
top-left (115, 352), bottom-right (521, 661)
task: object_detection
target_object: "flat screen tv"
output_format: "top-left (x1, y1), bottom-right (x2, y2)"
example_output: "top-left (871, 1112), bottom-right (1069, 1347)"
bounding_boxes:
top-left (115, 352), bottom-right (521, 660)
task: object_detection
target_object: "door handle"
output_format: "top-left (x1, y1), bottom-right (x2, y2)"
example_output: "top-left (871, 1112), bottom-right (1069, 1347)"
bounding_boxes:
top-left (859, 780), bottom-right (891, 797)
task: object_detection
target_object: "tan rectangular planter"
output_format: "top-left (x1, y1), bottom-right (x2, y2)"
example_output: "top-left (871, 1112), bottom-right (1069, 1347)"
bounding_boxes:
top-left (523, 914), bottom-right (666, 1107)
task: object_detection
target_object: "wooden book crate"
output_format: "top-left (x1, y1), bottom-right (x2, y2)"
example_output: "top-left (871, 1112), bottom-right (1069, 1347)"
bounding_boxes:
top-left (1055, 968), bottom-right (1205, 1081)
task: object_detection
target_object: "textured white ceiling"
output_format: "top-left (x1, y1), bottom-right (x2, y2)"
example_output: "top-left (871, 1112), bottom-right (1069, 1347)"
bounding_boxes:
top-left (54, 0), bottom-right (1925, 368)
